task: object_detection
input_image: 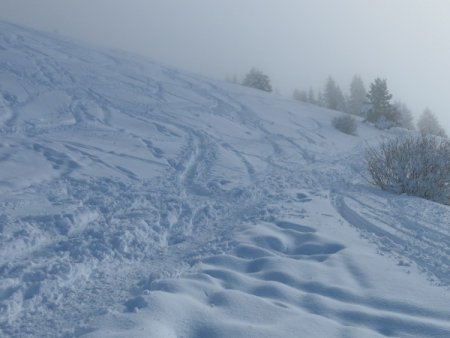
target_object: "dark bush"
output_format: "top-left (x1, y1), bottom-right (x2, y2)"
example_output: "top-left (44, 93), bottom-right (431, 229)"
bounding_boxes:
top-left (332, 114), bottom-right (357, 135)
top-left (242, 68), bottom-right (272, 92)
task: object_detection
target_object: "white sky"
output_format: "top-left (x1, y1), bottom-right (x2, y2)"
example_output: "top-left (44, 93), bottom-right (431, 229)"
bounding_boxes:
top-left (1, 0), bottom-right (450, 131)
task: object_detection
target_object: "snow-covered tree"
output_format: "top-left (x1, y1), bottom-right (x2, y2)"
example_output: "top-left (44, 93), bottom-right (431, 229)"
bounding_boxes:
top-left (394, 101), bottom-right (415, 130)
top-left (417, 108), bottom-right (447, 138)
top-left (242, 68), bottom-right (272, 92)
top-left (347, 75), bottom-right (366, 115)
top-left (366, 78), bottom-right (399, 126)
top-left (317, 90), bottom-right (326, 107)
top-left (323, 76), bottom-right (346, 111)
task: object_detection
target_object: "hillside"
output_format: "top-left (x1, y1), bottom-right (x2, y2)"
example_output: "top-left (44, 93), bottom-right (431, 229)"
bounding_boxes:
top-left (0, 22), bottom-right (449, 337)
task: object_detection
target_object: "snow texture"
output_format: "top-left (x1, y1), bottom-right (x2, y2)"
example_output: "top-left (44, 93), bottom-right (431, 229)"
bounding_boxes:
top-left (0, 21), bottom-right (449, 337)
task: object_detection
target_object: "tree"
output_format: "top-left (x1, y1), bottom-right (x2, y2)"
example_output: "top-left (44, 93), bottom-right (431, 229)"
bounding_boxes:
top-left (366, 78), bottom-right (400, 126)
top-left (394, 101), bottom-right (415, 130)
top-left (317, 90), bottom-right (326, 107)
top-left (242, 68), bottom-right (272, 92)
top-left (307, 88), bottom-right (317, 105)
top-left (417, 108), bottom-right (447, 138)
top-left (347, 75), bottom-right (366, 115)
top-left (323, 76), bottom-right (346, 111)
top-left (293, 88), bottom-right (308, 102)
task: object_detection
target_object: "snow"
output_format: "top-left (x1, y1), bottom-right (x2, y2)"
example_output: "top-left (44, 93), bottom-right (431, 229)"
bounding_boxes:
top-left (0, 21), bottom-right (449, 337)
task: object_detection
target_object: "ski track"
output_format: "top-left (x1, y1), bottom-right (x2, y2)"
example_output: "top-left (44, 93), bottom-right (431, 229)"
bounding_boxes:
top-left (331, 190), bottom-right (450, 286)
top-left (0, 22), bottom-right (449, 337)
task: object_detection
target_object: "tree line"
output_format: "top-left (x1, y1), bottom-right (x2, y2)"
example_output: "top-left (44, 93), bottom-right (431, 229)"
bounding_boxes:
top-left (293, 75), bottom-right (447, 137)
top-left (231, 69), bottom-right (447, 138)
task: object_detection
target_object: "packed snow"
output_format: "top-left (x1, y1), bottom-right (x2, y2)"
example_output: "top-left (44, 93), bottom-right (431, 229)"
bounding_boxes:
top-left (0, 22), bottom-right (449, 337)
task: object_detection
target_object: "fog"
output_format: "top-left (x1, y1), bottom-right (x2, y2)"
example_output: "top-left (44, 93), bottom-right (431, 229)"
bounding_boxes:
top-left (1, 0), bottom-right (449, 131)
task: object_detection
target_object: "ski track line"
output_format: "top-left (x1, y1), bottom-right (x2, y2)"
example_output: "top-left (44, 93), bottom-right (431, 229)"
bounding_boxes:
top-left (331, 191), bottom-right (450, 286)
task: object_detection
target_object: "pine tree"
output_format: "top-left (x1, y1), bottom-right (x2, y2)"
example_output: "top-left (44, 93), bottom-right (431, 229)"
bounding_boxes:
top-left (366, 78), bottom-right (399, 125)
top-left (317, 90), bottom-right (326, 107)
top-left (347, 75), bottom-right (366, 115)
top-left (242, 68), bottom-right (272, 92)
top-left (323, 76), bottom-right (346, 111)
top-left (417, 108), bottom-right (447, 138)
top-left (393, 101), bottom-right (414, 130)
top-left (307, 88), bottom-right (316, 104)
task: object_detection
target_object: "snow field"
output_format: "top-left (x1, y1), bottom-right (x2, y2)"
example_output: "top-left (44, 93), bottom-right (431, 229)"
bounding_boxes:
top-left (0, 21), bottom-right (449, 337)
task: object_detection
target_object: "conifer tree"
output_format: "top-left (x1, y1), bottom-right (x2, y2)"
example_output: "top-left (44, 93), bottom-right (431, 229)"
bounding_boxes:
top-left (393, 101), bottom-right (414, 130)
top-left (242, 68), bottom-right (272, 92)
top-left (324, 76), bottom-right (346, 111)
top-left (366, 78), bottom-right (399, 125)
top-left (307, 88), bottom-right (316, 104)
top-left (417, 108), bottom-right (447, 138)
top-left (347, 75), bottom-right (366, 115)
top-left (317, 90), bottom-right (326, 107)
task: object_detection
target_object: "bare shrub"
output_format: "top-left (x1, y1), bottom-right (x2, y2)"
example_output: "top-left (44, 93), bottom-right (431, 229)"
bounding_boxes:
top-left (332, 114), bottom-right (357, 135)
top-left (365, 135), bottom-right (450, 205)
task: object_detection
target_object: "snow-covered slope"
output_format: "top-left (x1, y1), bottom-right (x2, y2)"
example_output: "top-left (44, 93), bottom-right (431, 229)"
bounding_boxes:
top-left (0, 22), bottom-right (449, 337)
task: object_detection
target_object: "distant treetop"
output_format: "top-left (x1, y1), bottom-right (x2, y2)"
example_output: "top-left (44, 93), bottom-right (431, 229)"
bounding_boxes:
top-left (242, 68), bottom-right (272, 92)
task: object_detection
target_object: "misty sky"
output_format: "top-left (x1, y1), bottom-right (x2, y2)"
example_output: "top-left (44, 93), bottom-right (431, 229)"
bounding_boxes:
top-left (1, 0), bottom-right (450, 131)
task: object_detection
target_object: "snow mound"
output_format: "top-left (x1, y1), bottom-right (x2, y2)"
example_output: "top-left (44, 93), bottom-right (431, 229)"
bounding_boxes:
top-left (0, 21), bottom-right (449, 337)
